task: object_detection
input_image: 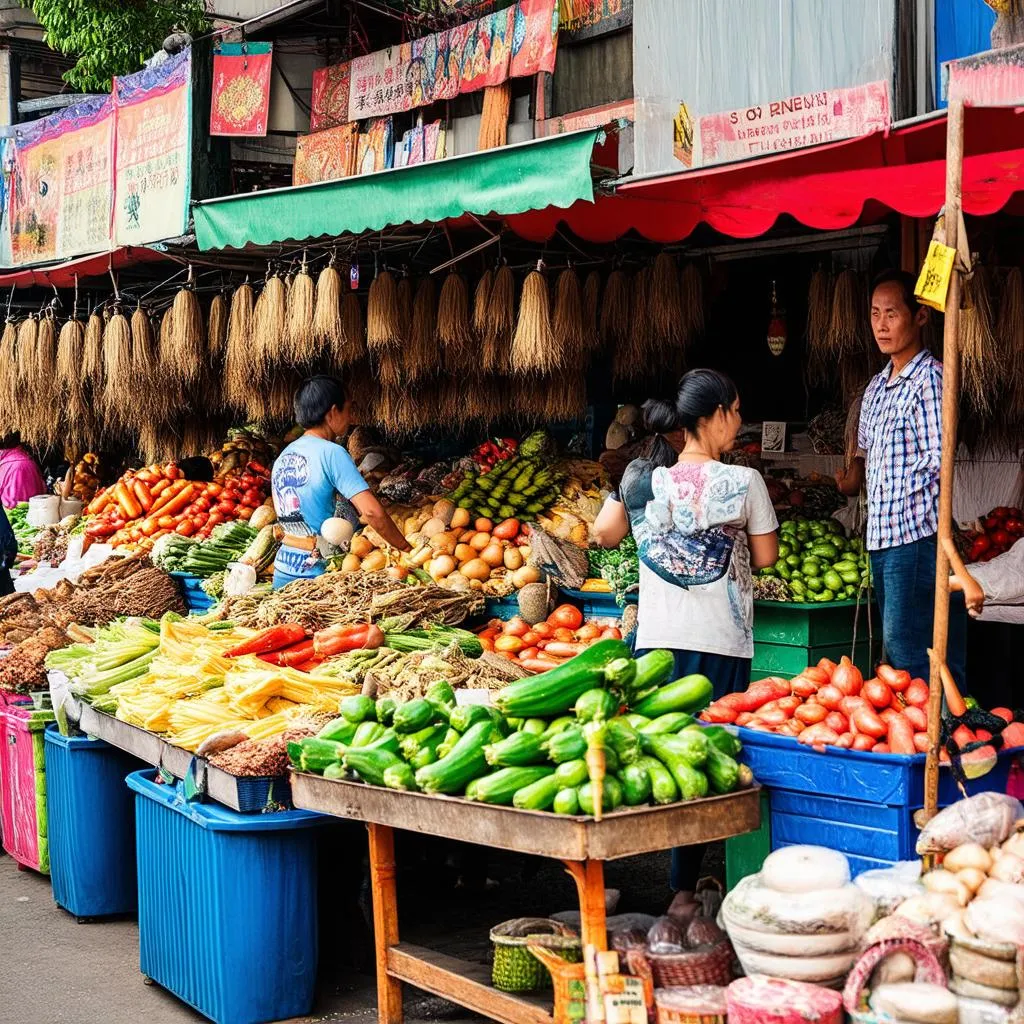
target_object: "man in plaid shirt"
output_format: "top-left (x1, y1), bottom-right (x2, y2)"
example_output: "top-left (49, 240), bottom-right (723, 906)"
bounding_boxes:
top-left (836, 270), bottom-right (966, 684)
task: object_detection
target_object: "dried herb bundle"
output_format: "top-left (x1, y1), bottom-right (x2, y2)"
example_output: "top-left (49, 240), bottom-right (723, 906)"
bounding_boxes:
top-left (484, 264), bottom-right (515, 372)
top-left (367, 271), bottom-right (402, 350)
top-left (511, 268), bottom-right (556, 374)
top-left (600, 269), bottom-right (630, 350)
top-left (436, 273), bottom-right (473, 358)
top-left (207, 293), bottom-right (228, 361)
top-left (959, 264), bottom-right (997, 418)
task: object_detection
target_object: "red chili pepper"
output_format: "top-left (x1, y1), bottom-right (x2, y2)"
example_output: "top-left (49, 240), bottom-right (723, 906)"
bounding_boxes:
top-left (227, 623), bottom-right (307, 658)
top-left (313, 623), bottom-right (385, 657)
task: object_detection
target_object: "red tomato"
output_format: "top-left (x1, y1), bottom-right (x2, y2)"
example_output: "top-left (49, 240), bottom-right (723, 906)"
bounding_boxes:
top-left (992, 529), bottom-right (1012, 549)
top-left (548, 604), bottom-right (584, 631)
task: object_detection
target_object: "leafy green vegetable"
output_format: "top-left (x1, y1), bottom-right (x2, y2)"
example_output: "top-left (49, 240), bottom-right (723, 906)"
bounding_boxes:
top-left (587, 536), bottom-right (639, 605)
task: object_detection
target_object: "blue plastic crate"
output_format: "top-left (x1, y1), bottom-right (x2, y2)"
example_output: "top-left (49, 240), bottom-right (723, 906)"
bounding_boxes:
top-left (736, 727), bottom-right (1019, 874)
top-left (171, 572), bottom-right (215, 613)
top-left (44, 726), bottom-right (145, 918)
top-left (127, 770), bottom-right (326, 1024)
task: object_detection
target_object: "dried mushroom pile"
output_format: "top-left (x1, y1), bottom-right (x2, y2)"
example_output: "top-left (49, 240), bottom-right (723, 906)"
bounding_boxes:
top-left (0, 626), bottom-right (70, 693)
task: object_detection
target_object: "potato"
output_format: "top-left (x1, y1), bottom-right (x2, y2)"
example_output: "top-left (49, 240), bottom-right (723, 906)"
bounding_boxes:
top-left (479, 543), bottom-right (505, 568)
top-left (469, 531), bottom-right (492, 551)
top-left (460, 558), bottom-right (491, 581)
top-left (503, 547), bottom-right (524, 571)
top-left (361, 550), bottom-right (387, 572)
top-left (450, 508), bottom-right (471, 529)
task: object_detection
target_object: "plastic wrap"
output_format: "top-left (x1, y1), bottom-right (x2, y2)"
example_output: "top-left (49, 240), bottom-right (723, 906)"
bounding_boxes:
top-left (854, 860), bottom-right (925, 916)
top-left (916, 792), bottom-right (1024, 854)
top-left (726, 976), bottom-right (843, 1024)
top-left (646, 915), bottom-right (684, 954)
top-left (654, 985), bottom-right (727, 1014)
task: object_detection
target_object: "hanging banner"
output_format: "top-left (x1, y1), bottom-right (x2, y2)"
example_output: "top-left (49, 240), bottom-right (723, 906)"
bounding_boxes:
top-left (342, 0), bottom-right (559, 121)
top-left (113, 48), bottom-right (192, 247)
top-left (310, 61), bottom-right (350, 132)
top-left (293, 122), bottom-right (359, 185)
top-left (357, 117), bottom-right (395, 175)
top-left (558, 0), bottom-right (632, 41)
top-left (694, 80), bottom-right (891, 168)
top-left (210, 42), bottom-right (273, 137)
top-left (398, 120), bottom-right (446, 166)
top-left (0, 136), bottom-right (13, 269)
top-left (9, 96), bottom-right (114, 265)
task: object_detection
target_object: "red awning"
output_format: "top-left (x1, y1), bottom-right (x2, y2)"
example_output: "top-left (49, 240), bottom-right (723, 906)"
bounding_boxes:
top-left (503, 106), bottom-right (1024, 243)
top-left (0, 247), bottom-right (168, 289)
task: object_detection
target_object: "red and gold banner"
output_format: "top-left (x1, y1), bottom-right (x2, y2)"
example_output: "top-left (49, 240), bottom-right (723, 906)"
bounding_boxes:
top-left (294, 122), bottom-right (359, 185)
top-left (310, 62), bottom-right (350, 132)
top-left (210, 43), bottom-right (273, 137)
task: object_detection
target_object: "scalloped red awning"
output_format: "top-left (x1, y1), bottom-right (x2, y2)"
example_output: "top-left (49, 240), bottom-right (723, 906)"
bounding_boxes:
top-left (0, 246), bottom-right (167, 289)
top-left (503, 106), bottom-right (1024, 243)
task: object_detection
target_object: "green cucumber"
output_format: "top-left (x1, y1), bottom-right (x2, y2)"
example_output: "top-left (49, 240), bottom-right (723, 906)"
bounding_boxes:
top-left (343, 746), bottom-right (403, 787)
top-left (705, 743), bottom-right (740, 794)
top-left (543, 726), bottom-right (587, 764)
top-left (640, 712), bottom-right (696, 735)
top-left (297, 737), bottom-right (345, 774)
top-left (425, 680), bottom-right (456, 721)
top-left (604, 719), bottom-right (641, 765)
top-left (512, 774), bottom-right (562, 811)
top-left (340, 694), bottom-right (376, 724)
top-left (415, 720), bottom-right (493, 794)
top-left (323, 762), bottom-right (347, 780)
top-left (553, 787), bottom-right (580, 815)
top-left (393, 699), bottom-right (435, 734)
top-left (376, 697), bottom-right (398, 726)
top-left (382, 762), bottom-right (419, 792)
top-left (469, 766), bottom-right (554, 805)
top-left (554, 758), bottom-right (589, 788)
top-left (632, 675), bottom-right (714, 718)
top-left (541, 716), bottom-right (576, 738)
top-left (351, 721), bottom-right (385, 747)
top-left (618, 763), bottom-right (652, 806)
top-left (399, 724), bottom-right (445, 760)
top-left (687, 724), bottom-right (742, 759)
top-left (639, 756), bottom-right (679, 805)
top-left (623, 713), bottom-right (652, 730)
top-left (575, 688), bottom-right (619, 723)
top-left (449, 704), bottom-right (498, 733)
top-left (521, 718), bottom-right (549, 736)
top-left (317, 717), bottom-right (358, 744)
top-left (578, 777), bottom-right (623, 816)
top-left (485, 731), bottom-right (548, 767)
top-left (628, 649), bottom-right (675, 702)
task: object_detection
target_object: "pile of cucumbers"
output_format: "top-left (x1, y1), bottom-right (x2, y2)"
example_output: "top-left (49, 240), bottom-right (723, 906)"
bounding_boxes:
top-left (288, 639), bottom-right (753, 816)
top-left (757, 518), bottom-right (870, 603)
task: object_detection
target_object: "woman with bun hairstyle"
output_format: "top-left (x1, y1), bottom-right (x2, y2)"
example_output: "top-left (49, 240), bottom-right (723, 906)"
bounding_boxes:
top-left (594, 369), bottom-right (779, 693)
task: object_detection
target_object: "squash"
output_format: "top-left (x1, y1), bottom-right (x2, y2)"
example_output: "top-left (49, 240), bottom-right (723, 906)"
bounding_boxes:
top-left (249, 504), bottom-right (277, 530)
top-left (432, 499), bottom-right (456, 526)
top-left (350, 534), bottom-right (375, 559)
top-left (320, 517), bottom-right (354, 547)
top-left (361, 550), bottom-right (387, 572)
top-left (460, 558), bottom-right (491, 581)
top-left (421, 517), bottom-right (447, 537)
top-left (450, 507), bottom-right (471, 529)
top-left (479, 543), bottom-right (505, 568)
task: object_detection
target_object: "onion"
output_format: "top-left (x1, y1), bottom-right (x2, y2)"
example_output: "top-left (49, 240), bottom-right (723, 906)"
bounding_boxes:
top-left (459, 558), bottom-right (491, 581)
top-left (922, 869), bottom-right (971, 906)
top-left (428, 555), bottom-right (455, 580)
top-left (955, 867), bottom-right (986, 894)
top-left (943, 843), bottom-right (993, 875)
top-left (479, 543), bottom-right (505, 568)
top-left (989, 851), bottom-right (1024, 884)
top-left (421, 517), bottom-right (447, 537)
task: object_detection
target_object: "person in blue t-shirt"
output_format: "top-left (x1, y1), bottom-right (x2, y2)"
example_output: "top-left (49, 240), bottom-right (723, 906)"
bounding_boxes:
top-left (271, 376), bottom-right (410, 588)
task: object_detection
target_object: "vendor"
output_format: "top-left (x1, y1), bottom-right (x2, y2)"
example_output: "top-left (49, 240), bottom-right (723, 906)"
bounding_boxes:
top-left (271, 375), bottom-right (410, 588)
top-left (0, 433), bottom-right (46, 507)
top-left (835, 270), bottom-right (966, 685)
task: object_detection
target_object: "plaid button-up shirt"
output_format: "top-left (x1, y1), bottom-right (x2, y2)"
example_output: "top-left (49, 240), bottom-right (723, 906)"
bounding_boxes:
top-left (857, 348), bottom-right (943, 552)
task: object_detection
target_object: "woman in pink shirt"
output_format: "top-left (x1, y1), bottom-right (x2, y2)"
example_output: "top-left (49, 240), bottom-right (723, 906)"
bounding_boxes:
top-left (0, 434), bottom-right (47, 507)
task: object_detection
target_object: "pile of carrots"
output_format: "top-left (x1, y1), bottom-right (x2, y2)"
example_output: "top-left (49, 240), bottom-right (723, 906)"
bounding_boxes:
top-left (701, 656), bottom-right (1024, 759)
top-left (84, 461), bottom-right (270, 548)
top-left (475, 604), bottom-right (622, 673)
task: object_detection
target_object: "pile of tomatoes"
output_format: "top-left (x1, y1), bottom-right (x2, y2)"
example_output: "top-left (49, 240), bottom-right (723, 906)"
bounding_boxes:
top-left (967, 505), bottom-right (1024, 563)
top-left (475, 603), bottom-right (622, 673)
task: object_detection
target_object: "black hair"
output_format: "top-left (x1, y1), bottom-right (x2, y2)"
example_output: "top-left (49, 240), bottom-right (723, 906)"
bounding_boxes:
top-left (178, 456), bottom-right (214, 483)
top-left (871, 269), bottom-right (921, 314)
top-left (645, 369), bottom-right (738, 438)
top-left (0, 432), bottom-right (22, 449)
top-left (295, 375), bottom-right (348, 429)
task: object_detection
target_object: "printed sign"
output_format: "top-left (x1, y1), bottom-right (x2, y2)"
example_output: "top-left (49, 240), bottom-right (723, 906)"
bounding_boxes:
top-left (310, 61), bottom-right (350, 132)
top-left (113, 49), bottom-right (192, 247)
top-left (58, 104), bottom-right (114, 258)
top-left (357, 117), bottom-right (395, 175)
top-left (398, 120), bottom-right (446, 166)
top-left (210, 42), bottom-right (273, 137)
top-left (693, 80), bottom-right (891, 168)
top-left (510, 0), bottom-right (559, 77)
top-left (293, 122), bottom-right (359, 185)
top-left (945, 41), bottom-right (1024, 105)
top-left (459, 7), bottom-right (514, 93)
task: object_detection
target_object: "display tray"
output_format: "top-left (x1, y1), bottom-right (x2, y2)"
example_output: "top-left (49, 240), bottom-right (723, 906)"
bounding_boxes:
top-left (290, 772), bottom-right (761, 862)
top-left (77, 703), bottom-right (290, 813)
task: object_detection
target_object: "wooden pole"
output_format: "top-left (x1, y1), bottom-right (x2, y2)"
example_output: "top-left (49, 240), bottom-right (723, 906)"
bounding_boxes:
top-left (923, 97), bottom-right (965, 826)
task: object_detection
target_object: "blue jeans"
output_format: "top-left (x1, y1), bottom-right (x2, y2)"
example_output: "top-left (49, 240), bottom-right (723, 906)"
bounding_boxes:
top-left (272, 565), bottom-right (324, 589)
top-left (870, 534), bottom-right (966, 687)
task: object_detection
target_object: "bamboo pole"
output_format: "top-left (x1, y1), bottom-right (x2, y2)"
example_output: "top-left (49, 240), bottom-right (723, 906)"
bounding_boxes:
top-left (924, 97), bottom-right (965, 826)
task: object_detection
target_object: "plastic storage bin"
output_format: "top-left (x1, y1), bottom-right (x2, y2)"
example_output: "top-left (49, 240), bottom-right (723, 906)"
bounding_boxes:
top-left (44, 726), bottom-right (145, 918)
top-left (172, 572), bottom-right (215, 613)
top-left (0, 703), bottom-right (55, 872)
top-left (738, 727), bottom-right (1018, 876)
top-left (127, 769), bottom-right (325, 1024)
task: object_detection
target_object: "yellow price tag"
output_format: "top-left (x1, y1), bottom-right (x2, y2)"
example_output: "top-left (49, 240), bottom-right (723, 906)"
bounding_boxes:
top-left (915, 240), bottom-right (956, 312)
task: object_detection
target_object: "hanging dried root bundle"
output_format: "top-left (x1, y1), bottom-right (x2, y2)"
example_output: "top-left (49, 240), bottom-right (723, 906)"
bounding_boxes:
top-left (827, 269), bottom-right (868, 357)
top-left (227, 281), bottom-right (254, 358)
top-left (473, 269), bottom-right (492, 339)
top-left (511, 266), bottom-right (556, 374)
top-left (102, 309), bottom-right (133, 429)
top-left (252, 274), bottom-right (286, 374)
top-left (164, 285), bottom-right (205, 384)
top-left (397, 275), bottom-right (413, 343)
top-left (334, 290), bottom-right (366, 367)
top-left (650, 252), bottom-right (683, 349)
top-left (82, 312), bottom-right (104, 391)
top-left (542, 371), bottom-right (587, 423)
top-left (600, 269), bottom-right (631, 351)
top-left (0, 320), bottom-right (19, 433)
top-left (374, 348), bottom-right (404, 390)
top-left (285, 260), bottom-right (316, 363)
top-left (805, 268), bottom-right (834, 385)
top-left (613, 266), bottom-right (652, 382)
top-left (582, 270), bottom-right (601, 353)
top-left (679, 261), bottom-right (704, 347)
top-left (366, 270), bottom-right (402, 350)
top-left (436, 273), bottom-right (473, 358)
top-left (130, 306), bottom-right (156, 385)
top-left (313, 262), bottom-right (343, 347)
top-left (407, 276), bottom-right (436, 380)
top-left (16, 316), bottom-right (37, 385)
top-left (552, 267), bottom-right (585, 364)
top-left (57, 317), bottom-right (87, 429)
top-left (1000, 267), bottom-right (1024, 427)
top-left (207, 293), bottom-right (228, 362)
top-left (484, 264), bottom-right (515, 372)
top-left (959, 263), bottom-right (998, 419)
top-left (35, 313), bottom-right (57, 388)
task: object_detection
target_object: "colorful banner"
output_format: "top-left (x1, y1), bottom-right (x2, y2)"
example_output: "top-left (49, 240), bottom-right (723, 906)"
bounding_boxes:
top-left (558, 0), bottom-right (632, 40)
top-left (113, 48), bottom-right (192, 247)
top-left (211, 42), bottom-right (273, 137)
top-left (340, 0), bottom-right (558, 122)
top-left (945, 44), bottom-right (1024, 106)
top-left (9, 96), bottom-right (114, 265)
top-left (310, 61), bottom-right (350, 132)
top-left (357, 117), bottom-right (395, 175)
top-left (694, 80), bottom-right (891, 168)
top-left (293, 122), bottom-right (359, 185)
top-left (398, 120), bottom-right (446, 166)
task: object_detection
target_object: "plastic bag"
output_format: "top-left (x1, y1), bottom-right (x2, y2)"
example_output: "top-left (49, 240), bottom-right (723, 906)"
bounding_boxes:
top-left (610, 927), bottom-right (649, 955)
top-left (646, 916), bottom-right (684, 954)
top-left (854, 860), bottom-right (924, 917)
top-left (915, 792), bottom-right (1024, 855)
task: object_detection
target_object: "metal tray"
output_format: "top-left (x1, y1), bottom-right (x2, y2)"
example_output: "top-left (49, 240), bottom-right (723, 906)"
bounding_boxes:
top-left (291, 772), bottom-right (762, 862)
top-left (77, 704), bottom-right (289, 812)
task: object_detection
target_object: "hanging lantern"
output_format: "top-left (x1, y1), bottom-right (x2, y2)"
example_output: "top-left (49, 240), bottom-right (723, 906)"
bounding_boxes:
top-left (767, 281), bottom-right (787, 356)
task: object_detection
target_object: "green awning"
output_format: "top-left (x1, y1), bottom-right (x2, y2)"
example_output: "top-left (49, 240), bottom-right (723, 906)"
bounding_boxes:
top-left (194, 129), bottom-right (601, 251)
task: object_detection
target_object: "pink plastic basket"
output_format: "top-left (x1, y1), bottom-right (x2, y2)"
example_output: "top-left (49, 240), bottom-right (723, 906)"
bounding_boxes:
top-left (0, 706), bottom-right (51, 872)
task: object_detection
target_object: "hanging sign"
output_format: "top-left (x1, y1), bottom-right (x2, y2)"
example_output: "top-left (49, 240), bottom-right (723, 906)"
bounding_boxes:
top-left (692, 80), bottom-right (890, 169)
top-left (398, 120), bottom-right (446, 166)
top-left (293, 122), bottom-right (359, 185)
top-left (558, 0), bottom-right (632, 42)
top-left (113, 48), bottom-right (192, 247)
top-left (945, 41), bottom-right (1024, 106)
top-left (210, 42), bottom-right (273, 137)
top-left (356, 117), bottom-right (395, 175)
top-left (310, 61), bottom-right (350, 132)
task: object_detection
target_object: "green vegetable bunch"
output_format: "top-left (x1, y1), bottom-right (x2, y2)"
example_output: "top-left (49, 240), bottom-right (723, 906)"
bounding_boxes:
top-left (587, 536), bottom-right (639, 605)
top-left (758, 518), bottom-right (870, 603)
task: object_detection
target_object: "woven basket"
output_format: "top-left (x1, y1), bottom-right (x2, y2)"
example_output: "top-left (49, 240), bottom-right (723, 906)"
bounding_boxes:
top-left (654, 985), bottom-right (728, 1024)
top-left (489, 917), bottom-right (581, 993)
top-left (528, 945), bottom-right (588, 1024)
top-left (645, 937), bottom-right (733, 989)
top-left (842, 937), bottom-right (947, 1023)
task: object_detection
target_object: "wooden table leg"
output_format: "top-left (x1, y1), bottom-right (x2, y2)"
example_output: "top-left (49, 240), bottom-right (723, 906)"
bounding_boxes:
top-left (368, 822), bottom-right (403, 1024)
top-left (563, 859), bottom-right (608, 952)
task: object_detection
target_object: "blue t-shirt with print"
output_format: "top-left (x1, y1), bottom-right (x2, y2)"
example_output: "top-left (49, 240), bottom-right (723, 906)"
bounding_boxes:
top-left (271, 435), bottom-right (368, 578)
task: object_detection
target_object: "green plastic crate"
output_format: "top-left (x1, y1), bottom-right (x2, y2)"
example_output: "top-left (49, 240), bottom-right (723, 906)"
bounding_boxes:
top-left (725, 791), bottom-right (770, 889)
top-left (752, 640), bottom-right (875, 680)
top-left (753, 600), bottom-right (877, 647)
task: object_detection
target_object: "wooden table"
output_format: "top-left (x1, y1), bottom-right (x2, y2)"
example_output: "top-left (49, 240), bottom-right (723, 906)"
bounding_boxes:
top-left (291, 773), bottom-right (761, 1024)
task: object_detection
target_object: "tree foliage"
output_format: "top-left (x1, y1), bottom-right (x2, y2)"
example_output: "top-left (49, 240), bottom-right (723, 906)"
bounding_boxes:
top-left (25, 0), bottom-right (210, 93)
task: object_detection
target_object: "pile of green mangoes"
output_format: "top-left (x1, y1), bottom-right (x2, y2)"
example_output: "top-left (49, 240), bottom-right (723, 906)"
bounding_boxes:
top-left (757, 518), bottom-right (870, 603)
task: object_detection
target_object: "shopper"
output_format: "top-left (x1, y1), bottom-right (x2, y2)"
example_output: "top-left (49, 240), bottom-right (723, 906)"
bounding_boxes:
top-left (271, 376), bottom-right (410, 588)
top-left (835, 269), bottom-right (966, 685)
top-left (593, 369), bottom-right (779, 895)
top-left (0, 434), bottom-right (47, 508)
top-left (0, 504), bottom-right (17, 596)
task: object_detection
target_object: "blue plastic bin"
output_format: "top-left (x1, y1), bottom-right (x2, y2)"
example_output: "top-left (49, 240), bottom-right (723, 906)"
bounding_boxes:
top-left (127, 769), bottom-right (325, 1024)
top-left (736, 726), bottom-right (1019, 875)
top-left (171, 572), bottom-right (215, 613)
top-left (44, 726), bottom-right (145, 918)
